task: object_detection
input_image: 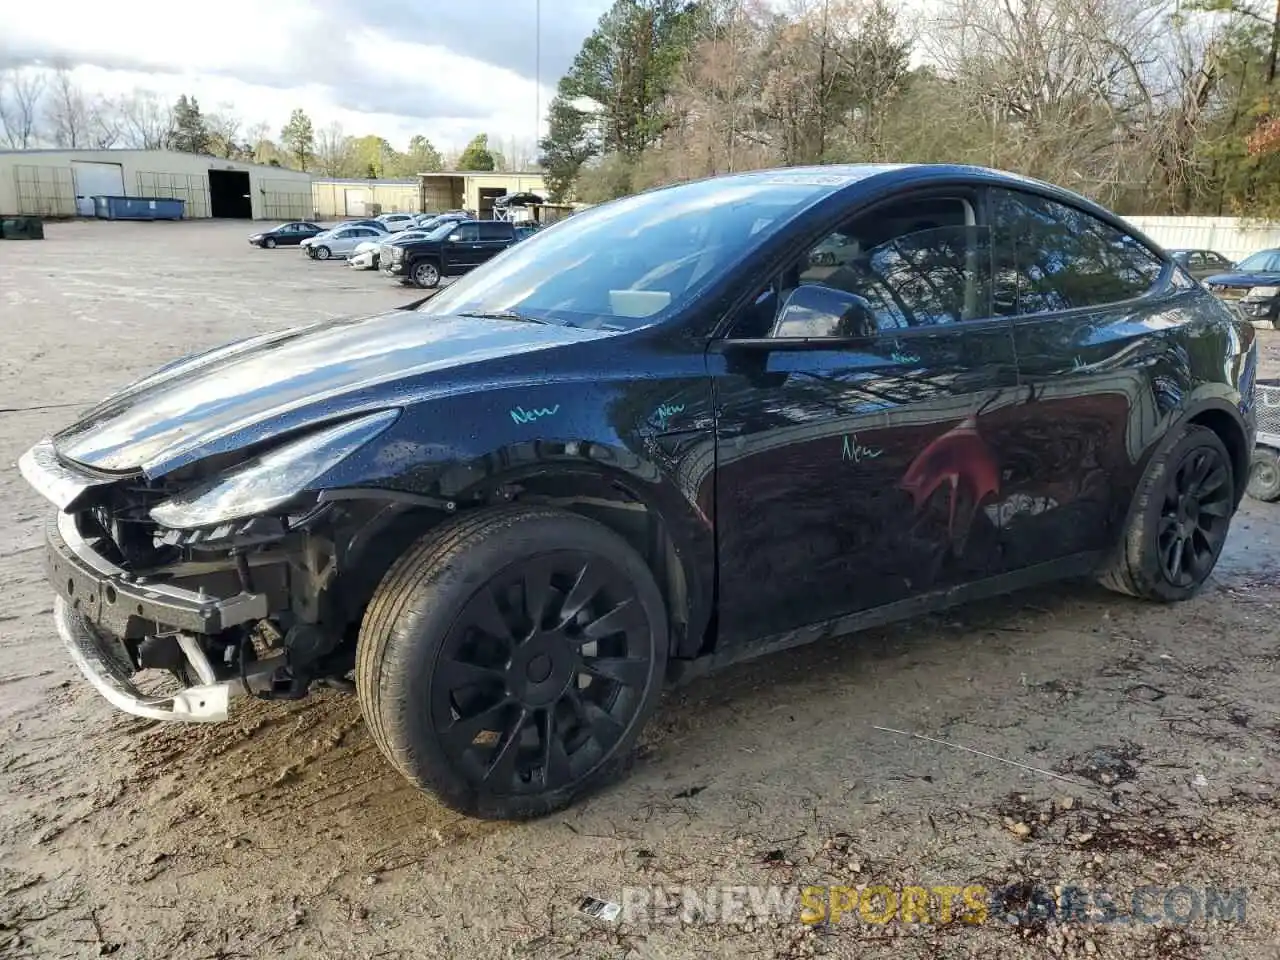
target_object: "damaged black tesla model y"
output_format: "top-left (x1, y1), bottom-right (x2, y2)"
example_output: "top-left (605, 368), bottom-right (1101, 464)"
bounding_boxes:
top-left (21, 165), bottom-right (1257, 819)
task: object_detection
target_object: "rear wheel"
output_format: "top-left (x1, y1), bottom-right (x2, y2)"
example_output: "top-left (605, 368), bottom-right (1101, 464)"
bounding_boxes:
top-left (357, 506), bottom-right (668, 820)
top-left (1099, 424), bottom-right (1235, 601)
top-left (314, 245), bottom-right (331, 261)
top-left (412, 260), bottom-right (441, 288)
top-left (264, 236), bottom-right (276, 249)
top-left (1247, 447), bottom-right (1280, 501)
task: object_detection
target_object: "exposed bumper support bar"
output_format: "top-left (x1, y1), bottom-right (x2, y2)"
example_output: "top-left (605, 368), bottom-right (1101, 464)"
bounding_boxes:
top-left (55, 597), bottom-right (280, 722)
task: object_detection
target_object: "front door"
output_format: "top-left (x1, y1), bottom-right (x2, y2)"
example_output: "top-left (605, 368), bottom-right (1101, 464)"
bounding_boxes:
top-left (711, 190), bottom-right (1021, 651)
top-left (444, 222), bottom-right (483, 273)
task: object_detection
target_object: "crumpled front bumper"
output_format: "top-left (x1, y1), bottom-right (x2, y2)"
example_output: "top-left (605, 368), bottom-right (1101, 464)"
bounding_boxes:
top-left (54, 597), bottom-right (258, 721)
top-left (43, 510), bottom-right (280, 723)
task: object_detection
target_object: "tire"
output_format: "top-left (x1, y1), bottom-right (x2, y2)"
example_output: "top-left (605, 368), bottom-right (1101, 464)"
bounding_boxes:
top-left (264, 237), bottom-right (276, 249)
top-left (314, 245), bottom-right (331, 261)
top-left (411, 260), bottom-right (441, 288)
top-left (357, 506), bottom-right (668, 820)
top-left (1247, 447), bottom-right (1280, 501)
top-left (1098, 424), bottom-right (1235, 602)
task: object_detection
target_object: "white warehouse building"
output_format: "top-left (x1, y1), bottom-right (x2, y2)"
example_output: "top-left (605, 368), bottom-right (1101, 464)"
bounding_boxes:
top-left (0, 149), bottom-right (313, 220)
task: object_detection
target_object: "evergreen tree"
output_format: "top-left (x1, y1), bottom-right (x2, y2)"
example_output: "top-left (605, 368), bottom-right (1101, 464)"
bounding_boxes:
top-left (168, 94), bottom-right (210, 154)
top-left (458, 133), bottom-right (496, 170)
top-left (280, 108), bottom-right (315, 171)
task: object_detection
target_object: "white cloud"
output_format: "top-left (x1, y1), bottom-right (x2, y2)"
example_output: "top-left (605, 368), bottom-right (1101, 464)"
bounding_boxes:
top-left (0, 0), bottom-right (611, 152)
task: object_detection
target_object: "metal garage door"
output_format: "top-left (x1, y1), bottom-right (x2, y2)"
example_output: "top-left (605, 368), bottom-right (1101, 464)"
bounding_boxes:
top-left (71, 161), bottom-right (125, 217)
top-left (344, 189), bottom-right (367, 216)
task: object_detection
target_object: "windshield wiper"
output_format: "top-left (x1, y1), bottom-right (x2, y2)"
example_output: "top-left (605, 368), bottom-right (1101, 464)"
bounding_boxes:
top-left (456, 310), bottom-right (556, 325)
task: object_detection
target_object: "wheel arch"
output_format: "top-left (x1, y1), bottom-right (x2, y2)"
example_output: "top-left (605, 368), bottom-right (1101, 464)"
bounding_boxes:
top-left (325, 444), bottom-right (715, 661)
top-left (1183, 399), bottom-right (1251, 506)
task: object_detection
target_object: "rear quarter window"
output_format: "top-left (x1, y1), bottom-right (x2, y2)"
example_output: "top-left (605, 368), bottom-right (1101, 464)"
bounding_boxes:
top-left (990, 188), bottom-right (1166, 315)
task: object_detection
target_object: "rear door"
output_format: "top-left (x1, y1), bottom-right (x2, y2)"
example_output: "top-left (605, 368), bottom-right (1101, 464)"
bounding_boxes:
top-left (985, 186), bottom-right (1172, 567)
top-left (477, 222), bottom-right (515, 264)
top-left (712, 189), bottom-right (1023, 650)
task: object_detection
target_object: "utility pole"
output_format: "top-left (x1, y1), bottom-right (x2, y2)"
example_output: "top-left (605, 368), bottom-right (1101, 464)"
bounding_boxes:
top-left (535, 0), bottom-right (542, 160)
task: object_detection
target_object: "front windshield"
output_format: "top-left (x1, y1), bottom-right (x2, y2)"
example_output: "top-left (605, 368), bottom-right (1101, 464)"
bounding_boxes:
top-left (418, 174), bottom-right (855, 330)
top-left (1236, 251), bottom-right (1277, 272)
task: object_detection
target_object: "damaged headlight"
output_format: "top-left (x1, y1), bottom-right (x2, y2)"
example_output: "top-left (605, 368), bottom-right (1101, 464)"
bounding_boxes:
top-left (150, 410), bottom-right (399, 530)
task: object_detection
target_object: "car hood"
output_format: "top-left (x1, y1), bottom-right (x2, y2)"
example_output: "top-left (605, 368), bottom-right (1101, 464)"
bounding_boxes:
top-left (52, 310), bottom-right (613, 477)
top-left (1203, 271), bottom-right (1280, 287)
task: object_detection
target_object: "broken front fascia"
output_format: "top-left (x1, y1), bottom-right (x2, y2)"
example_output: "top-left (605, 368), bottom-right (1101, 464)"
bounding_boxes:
top-left (22, 410), bottom-right (401, 723)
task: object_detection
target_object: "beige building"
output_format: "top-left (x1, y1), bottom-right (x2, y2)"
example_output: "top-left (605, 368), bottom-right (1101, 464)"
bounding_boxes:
top-left (0, 149), bottom-right (312, 220)
top-left (311, 178), bottom-right (421, 219)
top-left (419, 170), bottom-right (548, 219)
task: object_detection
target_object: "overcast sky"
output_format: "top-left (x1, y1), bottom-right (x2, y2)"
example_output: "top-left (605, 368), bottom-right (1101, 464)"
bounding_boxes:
top-left (1, 0), bottom-right (613, 152)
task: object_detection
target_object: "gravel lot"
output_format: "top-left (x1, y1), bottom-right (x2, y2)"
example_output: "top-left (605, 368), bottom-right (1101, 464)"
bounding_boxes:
top-left (3, 220), bottom-right (1280, 960)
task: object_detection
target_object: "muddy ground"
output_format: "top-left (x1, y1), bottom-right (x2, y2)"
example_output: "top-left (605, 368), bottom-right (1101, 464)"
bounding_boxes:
top-left (2, 220), bottom-right (1280, 960)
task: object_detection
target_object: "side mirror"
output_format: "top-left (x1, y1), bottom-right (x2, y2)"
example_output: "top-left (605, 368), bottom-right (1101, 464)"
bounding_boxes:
top-left (772, 285), bottom-right (877, 339)
top-left (448, 233), bottom-right (461, 243)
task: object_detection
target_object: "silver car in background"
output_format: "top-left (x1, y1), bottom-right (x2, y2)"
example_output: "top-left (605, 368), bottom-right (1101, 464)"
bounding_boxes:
top-left (300, 225), bottom-right (387, 261)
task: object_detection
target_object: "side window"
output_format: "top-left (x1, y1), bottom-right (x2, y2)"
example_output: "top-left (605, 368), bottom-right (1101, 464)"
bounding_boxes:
top-left (454, 224), bottom-right (480, 242)
top-left (990, 188), bottom-right (1165, 315)
top-left (1188, 252), bottom-right (1205, 268)
top-left (736, 196), bottom-right (992, 339)
top-left (478, 222), bottom-right (511, 241)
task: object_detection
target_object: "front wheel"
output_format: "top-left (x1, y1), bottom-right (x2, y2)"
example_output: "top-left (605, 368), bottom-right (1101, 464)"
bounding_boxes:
top-left (1247, 447), bottom-right (1280, 501)
top-left (264, 237), bottom-right (276, 249)
top-left (357, 506), bottom-right (668, 820)
top-left (1099, 424), bottom-right (1235, 601)
top-left (411, 260), bottom-right (441, 288)
top-left (314, 245), bottom-right (331, 261)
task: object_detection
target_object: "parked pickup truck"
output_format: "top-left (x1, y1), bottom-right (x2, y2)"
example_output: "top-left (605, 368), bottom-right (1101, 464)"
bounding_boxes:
top-left (382, 219), bottom-right (520, 288)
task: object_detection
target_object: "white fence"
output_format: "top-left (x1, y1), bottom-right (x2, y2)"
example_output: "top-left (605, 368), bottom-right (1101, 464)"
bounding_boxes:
top-left (1123, 216), bottom-right (1280, 262)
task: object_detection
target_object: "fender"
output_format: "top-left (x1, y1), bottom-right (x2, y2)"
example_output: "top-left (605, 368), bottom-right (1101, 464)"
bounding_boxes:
top-left (316, 431), bottom-right (717, 660)
top-left (1138, 394), bottom-right (1253, 505)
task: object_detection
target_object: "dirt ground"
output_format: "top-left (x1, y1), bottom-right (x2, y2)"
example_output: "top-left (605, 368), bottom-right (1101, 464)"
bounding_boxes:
top-left (3, 220), bottom-right (1280, 960)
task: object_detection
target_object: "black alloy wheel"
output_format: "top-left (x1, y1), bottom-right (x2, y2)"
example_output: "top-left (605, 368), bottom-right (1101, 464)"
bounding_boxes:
top-left (357, 506), bottom-right (668, 820)
top-left (1156, 444), bottom-right (1233, 588)
top-left (431, 550), bottom-right (654, 798)
top-left (1100, 424), bottom-right (1236, 601)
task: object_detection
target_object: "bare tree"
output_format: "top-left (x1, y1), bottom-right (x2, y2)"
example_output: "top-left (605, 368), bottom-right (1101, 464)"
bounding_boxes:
top-left (47, 65), bottom-right (90, 149)
top-left (117, 91), bottom-right (172, 149)
top-left (207, 104), bottom-right (242, 158)
top-left (0, 67), bottom-right (46, 148)
top-left (88, 95), bottom-right (122, 148)
top-left (315, 121), bottom-right (354, 176)
top-left (922, 0), bottom-right (1174, 204)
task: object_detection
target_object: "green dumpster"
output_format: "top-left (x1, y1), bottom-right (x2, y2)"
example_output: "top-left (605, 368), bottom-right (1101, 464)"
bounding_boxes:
top-left (0, 216), bottom-right (45, 240)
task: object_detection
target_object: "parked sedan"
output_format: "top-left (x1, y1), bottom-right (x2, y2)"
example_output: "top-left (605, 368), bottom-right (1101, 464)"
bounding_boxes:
top-left (414, 212), bottom-right (470, 231)
top-left (1167, 248), bottom-right (1235, 281)
top-left (300, 224), bottom-right (388, 260)
top-left (376, 213), bottom-right (417, 232)
top-left (339, 219), bottom-right (390, 232)
top-left (1203, 247), bottom-right (1280, 327)
top-left (17, 164), bottom-right (1256, 822)
top-left (348, 229), bottom-right (432, 270)
top-left (248, 222), bottom-right (325, 248)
